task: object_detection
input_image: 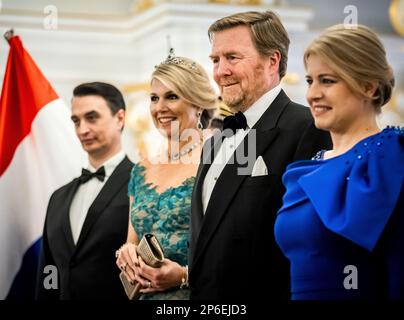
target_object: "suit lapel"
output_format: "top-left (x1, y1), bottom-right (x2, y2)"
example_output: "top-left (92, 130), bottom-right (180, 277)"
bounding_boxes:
top-left (74, 157), bottom-right (131, 251)
top-left (189, 133), bottom-right (223, 265)
top-left (61, 179), bottom-right (81, 254)
top-left (193, 131), bottom-right (223, 218)
top-left (191, 90), bottom-right (290, 269)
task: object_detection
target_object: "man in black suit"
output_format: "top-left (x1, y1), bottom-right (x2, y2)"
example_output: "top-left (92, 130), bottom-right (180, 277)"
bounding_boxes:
top-left (36, 82), bottom-right (132, 300)
top-left (188, 11), bottom-right (332, 299)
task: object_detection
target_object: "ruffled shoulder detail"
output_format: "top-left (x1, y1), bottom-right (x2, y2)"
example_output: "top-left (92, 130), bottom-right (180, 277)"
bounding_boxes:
top-left (297, 127), bottom-right (404, 251)
top-left (128, 163), bottom-right (146, 196)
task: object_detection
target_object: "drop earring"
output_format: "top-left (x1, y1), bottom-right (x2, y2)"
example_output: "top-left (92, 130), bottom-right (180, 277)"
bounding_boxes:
top-left (197, 111), bottom-right (203, 130)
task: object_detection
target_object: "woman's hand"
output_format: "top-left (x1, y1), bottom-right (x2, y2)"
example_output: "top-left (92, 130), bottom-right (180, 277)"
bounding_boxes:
top-left (115, 243), bottom-right (139, 284)
top-left (135, 256), bottom-right (186, 293)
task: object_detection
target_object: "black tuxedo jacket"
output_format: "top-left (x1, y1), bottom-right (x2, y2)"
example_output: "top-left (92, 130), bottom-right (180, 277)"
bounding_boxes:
top-left (36, 157), bottom-right (133, 300)
top-left (189, 90), bottom-right (332, 300)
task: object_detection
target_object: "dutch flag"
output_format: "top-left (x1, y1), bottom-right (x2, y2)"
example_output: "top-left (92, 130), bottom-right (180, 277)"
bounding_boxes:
top-left (0, 32), bottom-right (84, 299)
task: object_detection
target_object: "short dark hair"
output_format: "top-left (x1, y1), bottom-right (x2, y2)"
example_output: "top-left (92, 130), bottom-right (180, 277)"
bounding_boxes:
top-left (73, 82), bottom-right (126, 114)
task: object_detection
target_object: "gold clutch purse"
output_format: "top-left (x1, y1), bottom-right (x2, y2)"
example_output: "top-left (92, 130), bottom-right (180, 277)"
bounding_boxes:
top-left (119, 234), bottom-right (164, 300)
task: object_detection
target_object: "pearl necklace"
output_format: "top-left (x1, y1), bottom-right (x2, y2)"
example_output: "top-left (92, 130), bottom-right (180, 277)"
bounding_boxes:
top-left (171, 141), bottom-right (201, 161)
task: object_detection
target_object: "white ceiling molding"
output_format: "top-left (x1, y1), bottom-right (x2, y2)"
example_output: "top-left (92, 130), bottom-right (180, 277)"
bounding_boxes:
top-left (0, 2), bottom-right (314, 35)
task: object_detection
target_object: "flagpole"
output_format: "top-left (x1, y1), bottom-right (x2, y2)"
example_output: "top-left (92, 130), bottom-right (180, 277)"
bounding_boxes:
top-left (4, 29), bottom-right (14, 43)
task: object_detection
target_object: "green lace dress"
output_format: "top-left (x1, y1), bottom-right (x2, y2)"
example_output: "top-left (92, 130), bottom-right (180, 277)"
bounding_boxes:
top-left (128, 163), bottom-right (194, 300)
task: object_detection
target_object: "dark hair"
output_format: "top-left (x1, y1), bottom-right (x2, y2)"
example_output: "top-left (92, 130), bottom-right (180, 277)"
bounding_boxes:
top-left (73, 82), bottom-right (126, 114)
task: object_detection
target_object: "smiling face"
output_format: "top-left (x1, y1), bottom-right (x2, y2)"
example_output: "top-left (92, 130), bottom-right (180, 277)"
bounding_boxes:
top-left (71, 95), bottom-right (124, 159)
top-left (210, 25), bottom-right (278, 112)
top-left (305, 54), bottom-right (376, 134)
top-left (150, 78), bottom-right (199, 139)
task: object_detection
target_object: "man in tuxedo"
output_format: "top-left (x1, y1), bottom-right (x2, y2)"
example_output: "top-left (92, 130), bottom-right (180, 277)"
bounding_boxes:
top-left (36, 82), bottom-right (133, 300)
top-left (188, 11), bottom-right (332, 299)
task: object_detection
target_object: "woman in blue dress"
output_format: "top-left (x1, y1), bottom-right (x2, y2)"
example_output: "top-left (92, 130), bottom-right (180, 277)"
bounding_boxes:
top-left (274, 24), bottom-right (403, 299)
top-left (115, 51), bottom-right (217, 300)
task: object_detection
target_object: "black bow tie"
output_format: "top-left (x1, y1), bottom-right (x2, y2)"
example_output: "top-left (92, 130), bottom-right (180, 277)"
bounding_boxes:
top-left (222, 111), bottom-right (248, 137)
top-left (78, 166), bottom-right (105, 184)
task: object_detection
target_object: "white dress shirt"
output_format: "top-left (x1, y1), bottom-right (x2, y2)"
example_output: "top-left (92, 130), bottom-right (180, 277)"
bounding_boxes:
top-left (201, 85), bottom-right (282, 214)
top-left (69, 150), bottom-right (125, 244)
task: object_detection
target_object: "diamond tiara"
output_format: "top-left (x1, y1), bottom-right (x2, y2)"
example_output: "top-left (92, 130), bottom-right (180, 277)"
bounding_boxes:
top-left (155, 48), bottom-right (198, 71)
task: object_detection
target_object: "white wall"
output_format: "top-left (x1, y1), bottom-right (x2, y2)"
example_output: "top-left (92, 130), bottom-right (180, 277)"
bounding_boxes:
top-left (1, 0), bottom-right (403, 161)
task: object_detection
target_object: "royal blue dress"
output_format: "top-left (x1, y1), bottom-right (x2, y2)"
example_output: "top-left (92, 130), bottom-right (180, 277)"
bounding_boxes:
top-left (128, 163), bottom-right (194, 300)
top-left (274, 127), bottom-right (404, 300)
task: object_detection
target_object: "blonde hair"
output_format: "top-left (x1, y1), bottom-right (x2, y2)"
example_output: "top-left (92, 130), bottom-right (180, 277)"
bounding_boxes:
top-left (208, 11), bottom-right (290, 79)
top-left (152, 57), bottom-right (217, 128)
top-left (304, 24), bottom-right (394, 112)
